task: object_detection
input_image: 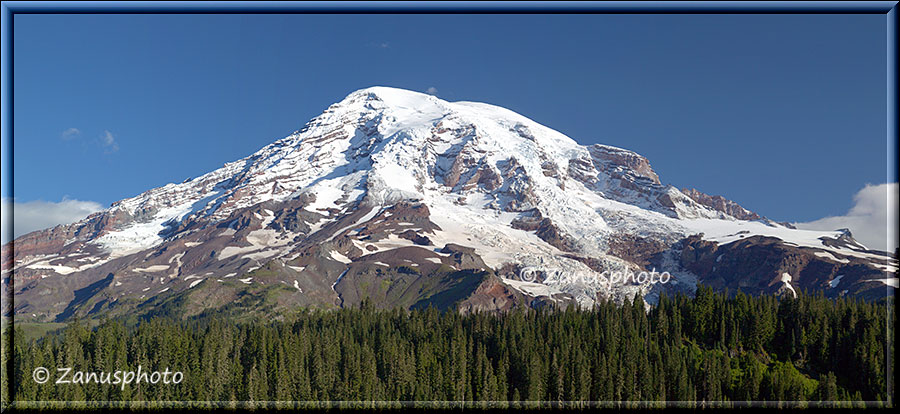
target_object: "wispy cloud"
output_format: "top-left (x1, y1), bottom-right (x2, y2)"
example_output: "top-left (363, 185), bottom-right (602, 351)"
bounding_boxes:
top-left (794, 182), bottom-right (898, 252)
top-left (1, 197), bottom-right (104, 244)
top-left (379, 42), bottom-right (390, 49)
top-left (100, 130), bottom-right (119, 153)
top-left (60, 127), bottom-right (81, 140)
top-left (426, 86), bottom-right (438, 96)
top-left (60, 128), bottom-right (121, 152)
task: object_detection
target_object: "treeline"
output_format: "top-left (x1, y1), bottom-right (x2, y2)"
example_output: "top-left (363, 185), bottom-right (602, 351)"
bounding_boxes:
top-left (7, 287), bottom-right (894, 408)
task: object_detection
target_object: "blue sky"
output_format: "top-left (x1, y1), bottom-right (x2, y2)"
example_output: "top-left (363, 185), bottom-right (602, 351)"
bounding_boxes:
top-left (7, 13), bottom-right (895, 245)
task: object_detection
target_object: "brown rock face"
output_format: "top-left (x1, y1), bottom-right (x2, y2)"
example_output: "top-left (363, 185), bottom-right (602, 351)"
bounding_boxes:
top-left (607, 235), bottom-right (668, 270)
top-left (460, 163), bottom-right (502, 192)
top-left (2, 208), bottom-right (132, 272)
top-left (356, 202), bottom-right (439, 240)
top-left (588, 144), bottom-right (660, 184)
top-left (457, 275), bottom-right (527, 314)
top-left (511, 210), bottom-right (578, 253)
top-left (534, 219), bottom-right (578, 252)
top-left (681, 188), bottom-right (761, 221)
top-left (566, 156), bottom-right (595, 184)
top-left (398, 230), bottom-right (432, 246)
top-left (496, 158), bottom-right (539, 212)
top-left (565, 144), bottom-right (706, 219)
top-left (440, 244), bottom-right (488, 270)
top-left (680, 234), bottom-right (893, 300)
top-left (510, 208), bottom-right (544, 231)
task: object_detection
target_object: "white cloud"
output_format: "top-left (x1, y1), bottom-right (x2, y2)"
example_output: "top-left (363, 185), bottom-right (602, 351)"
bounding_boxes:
top-left (1, 197), bottom-right (104, 244)
top-left (100, 130), bottom-right (119, 152)
top-left (794, 183), bottom-right (898, 252)
top-left (61, 127), bottom-right (81, 140)
top-left (426, 86), bottom-right (438, 95)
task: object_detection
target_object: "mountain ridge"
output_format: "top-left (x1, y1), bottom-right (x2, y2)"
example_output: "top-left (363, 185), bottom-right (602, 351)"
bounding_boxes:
top-left (4, 86), bottom-right (896, 322)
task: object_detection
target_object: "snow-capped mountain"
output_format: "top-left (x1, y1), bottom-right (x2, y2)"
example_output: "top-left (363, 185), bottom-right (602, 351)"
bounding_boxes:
top-left (3, 87), bottom-right (896, 321)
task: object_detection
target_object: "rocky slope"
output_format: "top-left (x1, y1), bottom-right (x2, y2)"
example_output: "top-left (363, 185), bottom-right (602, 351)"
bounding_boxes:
top-left (3, 87), bottom-right (896, 322)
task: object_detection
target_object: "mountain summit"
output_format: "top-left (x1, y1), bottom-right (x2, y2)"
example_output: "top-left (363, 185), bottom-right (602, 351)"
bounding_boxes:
top-left (4, 87), bottom-right (896, 321)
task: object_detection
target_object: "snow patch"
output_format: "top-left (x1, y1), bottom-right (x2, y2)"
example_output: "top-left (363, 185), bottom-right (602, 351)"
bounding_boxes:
top-left (133, 265), bottom-right (170, 273)
top-left (814, 251), bottom-right (850, 264)
top-left (780, 272), bottom-right (797, 298)
top-left (501, 277), bottom-right (563, 298)
top-left (862, 278), bottom-right (898, 288)
top-left (331, 269), bottom-right (349, 291)
top-left (828, 275), bottom-right (844, 289)
top-left (329, 250), bottom-right (352, 264)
